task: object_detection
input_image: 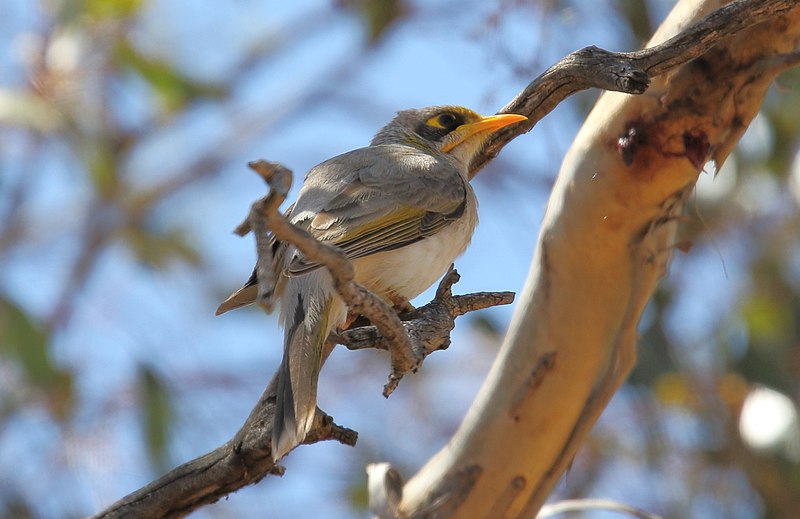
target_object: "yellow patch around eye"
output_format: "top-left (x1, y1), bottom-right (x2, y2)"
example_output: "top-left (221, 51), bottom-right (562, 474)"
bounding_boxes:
top-left (425, 115), bottom-right (447, 129)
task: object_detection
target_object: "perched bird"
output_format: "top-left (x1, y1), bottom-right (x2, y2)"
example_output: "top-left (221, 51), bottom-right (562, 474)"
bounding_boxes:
top-left (217, 106), bottom-right (526, 459)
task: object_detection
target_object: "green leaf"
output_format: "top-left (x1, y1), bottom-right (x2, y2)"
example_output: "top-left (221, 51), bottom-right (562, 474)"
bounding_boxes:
top-left (741, 295), bottom-right (792, 346)
top-left (342, 0), bottom-right (407, 45)
top-left (348, 475), bottom-right (369, 510)
top-left (56, 0), bottom-right (142, 25)
top-left (616, 0), bottom-right (654, 45)
top-left (113, 41), bottom-right (226, 112)
top-left (469, 314), bottom-right (506, 343)
top-left (2, 496), bottom-right (37, 519)
top-left (138, 365), bottom-right (172, 470)
top-left (123, 226), bottom-right (202, 268)
top-left (85, 0), bottom-right (143, 19)
top-left (0, 298), bottom-right (74, 419)
top-left (87, 141), bottom-right (118, 197)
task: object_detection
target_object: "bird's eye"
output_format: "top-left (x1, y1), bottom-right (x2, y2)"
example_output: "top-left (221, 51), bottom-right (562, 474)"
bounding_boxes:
top-left (425, 112), bottom-right (460, 131)
top-left (437, 113), bottom-right (458, 129)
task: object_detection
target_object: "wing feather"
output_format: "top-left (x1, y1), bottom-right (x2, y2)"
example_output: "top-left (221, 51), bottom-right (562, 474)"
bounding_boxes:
top-left (286, 144), bottom-right (467, 275)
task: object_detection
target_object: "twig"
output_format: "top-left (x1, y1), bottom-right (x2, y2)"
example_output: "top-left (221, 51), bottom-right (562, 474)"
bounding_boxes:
top-left (538, 498), bottom-right (664, 519)
top-left (337, 266), bottom-right (514, 357)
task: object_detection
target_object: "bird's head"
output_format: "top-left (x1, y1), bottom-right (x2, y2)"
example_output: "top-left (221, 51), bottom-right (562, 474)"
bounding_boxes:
top-left (371, 106), bottom-right (527, 167)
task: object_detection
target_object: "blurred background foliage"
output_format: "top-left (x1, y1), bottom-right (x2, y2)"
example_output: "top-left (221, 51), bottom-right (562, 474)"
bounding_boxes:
top-left (1, 1), bottom-right (799, 518)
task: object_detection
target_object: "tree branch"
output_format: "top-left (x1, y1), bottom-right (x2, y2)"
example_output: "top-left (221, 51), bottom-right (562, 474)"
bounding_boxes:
top-left (469, 0), bottom-right (797, 176)
top-left (538, 498), bottom-right (664, 519)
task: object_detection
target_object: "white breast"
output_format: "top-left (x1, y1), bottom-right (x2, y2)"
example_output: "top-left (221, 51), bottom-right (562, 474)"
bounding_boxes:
top-left (352, 189), bottom-right (478, 301)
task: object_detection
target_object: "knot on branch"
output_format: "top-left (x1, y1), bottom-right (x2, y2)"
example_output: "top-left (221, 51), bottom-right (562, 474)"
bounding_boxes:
top-left (302, 409), bottom-right (358, 448)
top-left (571, 46), bottom-right (651, 94)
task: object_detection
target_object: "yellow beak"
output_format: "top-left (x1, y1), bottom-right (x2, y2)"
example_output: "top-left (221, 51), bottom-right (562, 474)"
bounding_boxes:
top-left (441, 113), bottom-right (527, 153)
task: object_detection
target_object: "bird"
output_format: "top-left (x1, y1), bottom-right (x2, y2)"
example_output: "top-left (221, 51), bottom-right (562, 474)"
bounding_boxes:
top-left (217, 106), bottom-right (526, 460)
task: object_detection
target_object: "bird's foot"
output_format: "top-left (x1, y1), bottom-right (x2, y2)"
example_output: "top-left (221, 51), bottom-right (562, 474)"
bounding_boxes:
top-left (388, 293), bottom-right (417, 318)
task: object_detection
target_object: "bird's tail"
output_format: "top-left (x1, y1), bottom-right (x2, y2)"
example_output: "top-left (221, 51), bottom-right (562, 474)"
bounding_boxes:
top-left (216, 236), bottom-right (289, 316)
top-left (272, 271), bottom-right (342, 460)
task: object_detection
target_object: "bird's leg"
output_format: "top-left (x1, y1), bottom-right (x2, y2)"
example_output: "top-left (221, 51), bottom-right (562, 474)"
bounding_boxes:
top-left (341, 314), bottom-right (359, 329)
top-left (387, 292), bottom-right (416, 318)
top-left (341, 293), bottom-right (416, 329)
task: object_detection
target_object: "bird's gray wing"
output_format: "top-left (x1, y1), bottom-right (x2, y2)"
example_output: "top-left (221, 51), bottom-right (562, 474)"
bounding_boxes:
top-left (286, 144), bottom-right (467, 275)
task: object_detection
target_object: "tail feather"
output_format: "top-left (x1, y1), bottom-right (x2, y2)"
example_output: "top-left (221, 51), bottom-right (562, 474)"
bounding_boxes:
top-left (273, 354), bottom-right (301, 457)
top-left (215, 282), bottom-right (258, 315)
top-left (216, 237), bottom-right (289, 316)
top-left (272, 275), bottom-right (338, 460)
